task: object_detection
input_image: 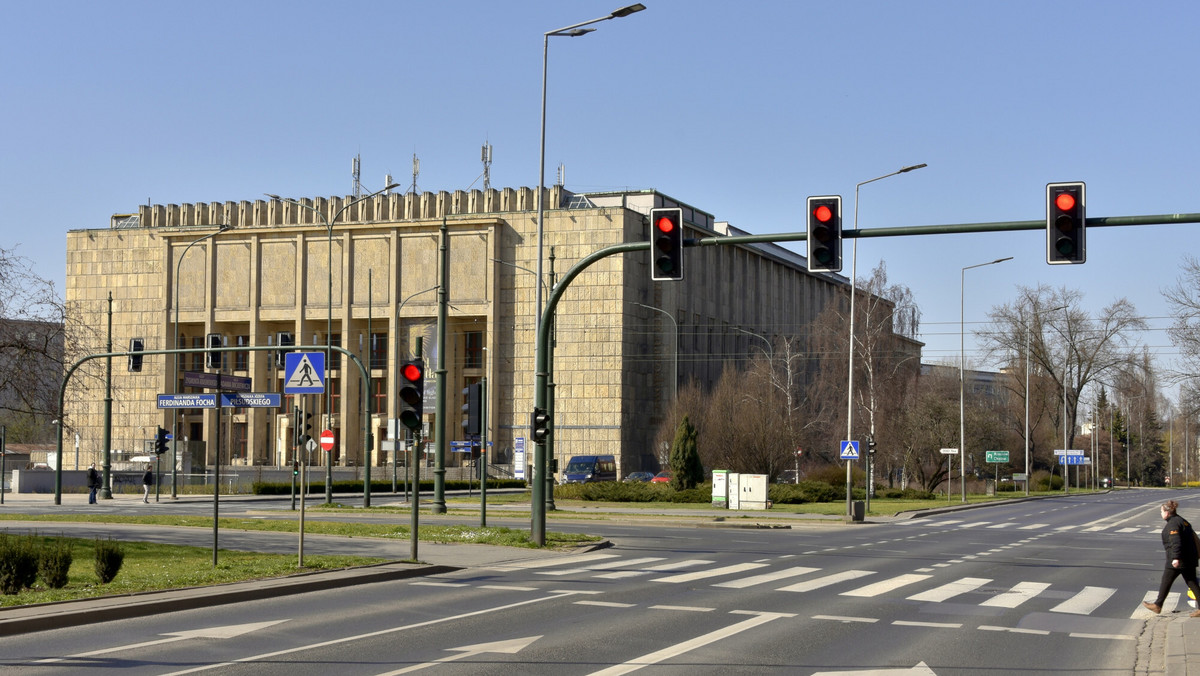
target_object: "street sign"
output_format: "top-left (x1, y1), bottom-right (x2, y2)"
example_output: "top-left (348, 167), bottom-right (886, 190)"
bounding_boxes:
top-left (1061, 455), bottom-right (1090, 465)
top-left (1066, 449), bottom-right (1085, 456)
top-left (939, 448), bottom-right (959, 455)
top-left (219, 393), bottom-right (281, 408)
top-left (284, 352), bottom-right (325, 394)
top-left (157, 394), bottom-right (217, 409)
top-left (839, 440), bottom-right (860, 460)
top-left (985, 451), bottom-right (1010, 463)
top-left (1013, 473), bottom-right (1028, 481)
top-left (306, 438), bottom-right (318, 453)
top-left (183, 371), bottom-right (252, 392)
top-left (319, 430), bottom-right (335, 452)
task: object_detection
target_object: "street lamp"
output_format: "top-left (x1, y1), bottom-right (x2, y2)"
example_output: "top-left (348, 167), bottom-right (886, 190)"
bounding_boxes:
top-left (634, 302), bottom-right (678, 401)
top-left (267, 185), bottom-right (397, 499)
top-left (960, 256), bottom-right (1013, 502)
top-left (535, 4), bottom-right (646, 336)
top-left (845, 163), bottom-right (927, 517)
top-left (172, 224), bottom-right (230, 498)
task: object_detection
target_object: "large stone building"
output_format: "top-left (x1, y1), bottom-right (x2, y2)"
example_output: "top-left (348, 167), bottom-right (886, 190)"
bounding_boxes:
top-left (63, 186), bottom-right (875, 477)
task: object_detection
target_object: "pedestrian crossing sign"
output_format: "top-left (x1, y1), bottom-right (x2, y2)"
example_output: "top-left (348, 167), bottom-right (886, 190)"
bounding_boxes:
top-left (840, 440), bottom-right (860, 460)
top-left (284, 352), bottom-right (325, 394)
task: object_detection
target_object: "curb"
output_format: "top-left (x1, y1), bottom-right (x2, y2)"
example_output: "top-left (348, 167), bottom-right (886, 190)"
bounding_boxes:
top-left (0, 562), bottom-right (457, 638)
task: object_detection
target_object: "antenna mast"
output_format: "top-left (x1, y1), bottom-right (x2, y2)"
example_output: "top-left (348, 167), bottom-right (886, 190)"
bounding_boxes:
top-left (481, 142), bottom-right (493, 191)
top-left (410, 153), bottom-right (420, 194)
top-left (352, 154), bottom-right (362, 199)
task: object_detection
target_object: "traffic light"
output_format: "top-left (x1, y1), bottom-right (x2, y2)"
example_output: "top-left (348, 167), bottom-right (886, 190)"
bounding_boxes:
top-left (531, 406), bottom-right (551, 443)
top-left (399, 360), bottom-right (425, 432)
top-left (462, 382), bottom-right (482, 437)
top-left (649, 207), bottom-right (684, 281)
top-left (292, 460), bottom-right (300, 477)
top-left (128, 338), bottom-right (144, 372)
top-left (205, 332), bottom-right (223, 369)
top-left (806, 196), bottom-right (842, 273)
top-left (153, 426), bottom-right (169, 455)
top-left (1046, 182), bottom-right (1086, 264)
top-left (293, 405), bottom-right (312, 446)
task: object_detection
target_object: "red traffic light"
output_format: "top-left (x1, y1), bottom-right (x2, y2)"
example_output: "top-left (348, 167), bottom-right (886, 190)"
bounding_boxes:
top-left (813, 204), bottom-right (833, 223)
top-left (402, 362), bottom-right (422, 382)
top-left (1055, 192), bottom-right (1076, 212)
top-left (656, 216), bottom-right (676, 234)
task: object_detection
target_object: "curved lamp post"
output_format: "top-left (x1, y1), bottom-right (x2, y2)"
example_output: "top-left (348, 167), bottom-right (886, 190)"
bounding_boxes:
top-left (267, 185), bottom-right (396, 500)
top-left (635, 302), bottom-right (678, 401)
top-left (959, 256), bottom-right (1013, 502)
top-left (845, 163), bottom-right (926, 517)
top-left (172, 224), bottom-right (229, 498)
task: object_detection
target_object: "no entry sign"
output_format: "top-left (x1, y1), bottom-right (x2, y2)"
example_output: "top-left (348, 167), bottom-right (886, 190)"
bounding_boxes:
top-left (320, 430), bottom-right (335, 452)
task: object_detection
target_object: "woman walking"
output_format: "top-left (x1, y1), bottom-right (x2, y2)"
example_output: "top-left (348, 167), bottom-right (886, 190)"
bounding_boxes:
top-left (1143, 499), bottom-right (1200, 616)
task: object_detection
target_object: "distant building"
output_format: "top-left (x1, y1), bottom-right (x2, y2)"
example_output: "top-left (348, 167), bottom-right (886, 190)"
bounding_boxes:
top-left (64, 186), bottom-right (912, 476)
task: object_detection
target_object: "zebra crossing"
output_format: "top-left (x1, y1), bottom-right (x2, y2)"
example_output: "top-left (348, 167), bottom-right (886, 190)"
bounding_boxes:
top-left (895, 518), bottom-right (1156, 534)
top-left (488, 550), bottom-right (1173, 620)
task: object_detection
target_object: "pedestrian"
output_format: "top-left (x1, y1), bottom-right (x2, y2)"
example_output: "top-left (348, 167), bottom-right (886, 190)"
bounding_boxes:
top-left (86, 462), bottom-right (101, 504)
top-left (141, 463), bottom-right (153, 504)
top-left (1143, 499), bottom-right (1200, 616)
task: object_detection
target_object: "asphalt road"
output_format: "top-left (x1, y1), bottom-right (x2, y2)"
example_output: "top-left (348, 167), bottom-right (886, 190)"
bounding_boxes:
top-left (1, 488), bottom-right (1189, 675)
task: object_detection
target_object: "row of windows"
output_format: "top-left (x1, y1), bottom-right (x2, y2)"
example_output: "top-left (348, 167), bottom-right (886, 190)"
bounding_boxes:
top-left (183, 331), bottom-right (485, 372)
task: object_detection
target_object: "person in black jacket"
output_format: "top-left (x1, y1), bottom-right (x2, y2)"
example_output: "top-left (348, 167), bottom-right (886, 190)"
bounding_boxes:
top-left (1143, 499), bottom-right (1200, 616)
top-left (141, 464), bottom-right (153, 504)
top-left (86, 463), bottom-right (101, 504)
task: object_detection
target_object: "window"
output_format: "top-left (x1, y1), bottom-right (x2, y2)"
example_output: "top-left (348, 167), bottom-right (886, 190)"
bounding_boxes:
top-left (370, 377), bottom-right (387, 414)
top-left (370, 332), bottom-right (388, 371)
top-left (234, 335), bottom-right (250, 372)
top-left (464, 331), bottom-right (484, 369)
top-left (191, 336), bottom-right (205, 371)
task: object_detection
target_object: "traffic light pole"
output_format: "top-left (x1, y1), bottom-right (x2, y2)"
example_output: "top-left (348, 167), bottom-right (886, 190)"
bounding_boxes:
top-left (530, 209), bottom-right (1200, 545)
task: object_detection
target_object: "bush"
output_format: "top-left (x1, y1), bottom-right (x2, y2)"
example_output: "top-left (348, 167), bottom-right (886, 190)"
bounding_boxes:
top-left (38, 536), bottom-right (73, 589)
top-left (0, 532), bottom-right (39, 595)
top-left (93, 538), bottom-right (125, 584)
top-left (1034, 470), bottom-right (1063, 491)
top-left (875, 487), bottom-right (936, 500)
top-left (770, 481), bottom-right (840, 504)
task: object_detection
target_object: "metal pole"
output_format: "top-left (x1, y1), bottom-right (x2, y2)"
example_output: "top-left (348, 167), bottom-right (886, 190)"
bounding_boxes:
top-left (432, 217), bottom-right (449, 513)
top-left (959, 257), bottom-right (1012, 503)
top-left (480, 375), bottom-right (488, 528)
top-left (411, 336), bottom-right (422, 561)
top-left (1024, 329), bottom-right (1030, 496)
top-left (102, 292), bottom-right (113, 500)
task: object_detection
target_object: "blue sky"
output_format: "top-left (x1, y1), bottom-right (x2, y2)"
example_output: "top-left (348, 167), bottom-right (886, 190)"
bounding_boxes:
top-left (2, 0), bottom-right (1197, 382)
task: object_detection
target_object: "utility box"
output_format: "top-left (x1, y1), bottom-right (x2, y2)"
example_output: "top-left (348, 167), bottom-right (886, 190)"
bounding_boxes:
top-left (728, 473), bottom-right (741, 510)
top-left (738, 474), bottom-right (770, 510)
top-left (711, 470), bottom-right (729, 508)
top-left (851, 500), bottom-right (865, 522)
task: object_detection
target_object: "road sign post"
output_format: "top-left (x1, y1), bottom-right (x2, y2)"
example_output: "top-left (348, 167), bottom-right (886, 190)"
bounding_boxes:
top-left (940, 449), bottom-right (958, 505)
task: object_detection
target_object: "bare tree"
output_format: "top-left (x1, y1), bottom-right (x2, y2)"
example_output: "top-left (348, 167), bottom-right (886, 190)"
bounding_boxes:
top-left (980, 285), bottom-right (1145, 454)
top-left (0, 246), bottom-right (99, 443)
top-left (1164, 255), bottom-right (1200, 396)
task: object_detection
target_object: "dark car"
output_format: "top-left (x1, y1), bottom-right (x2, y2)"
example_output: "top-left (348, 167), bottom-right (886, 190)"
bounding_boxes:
top-left (624, 471), bottom-right (655, 482)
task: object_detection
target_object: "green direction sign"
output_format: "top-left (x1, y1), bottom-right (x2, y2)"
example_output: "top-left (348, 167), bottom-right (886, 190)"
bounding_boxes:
top-left (985, 450), bottom-right (1010, 463)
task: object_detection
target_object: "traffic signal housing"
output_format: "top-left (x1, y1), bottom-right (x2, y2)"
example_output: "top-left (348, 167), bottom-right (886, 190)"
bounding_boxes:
top-left (293, 405), bottom-right (313, 447)
top-left (274, 331), bottom-right (293, 368)
top-left (153, 426), bottom-right (169, 455)
top-left (128, 338), bottom-right (144, 372)
top-left (462, 382), bottom-right (482, 437)
top-left (531, 406), bottom-right (551, 443)
top-left (399, 360), bottom-right (425, 432)
top-left (1046, 182), bottom-right (1086, 264)
top-left (807, 196), bottom-right (842, 273)
top-left (649, 207), bottom-right (684, 281)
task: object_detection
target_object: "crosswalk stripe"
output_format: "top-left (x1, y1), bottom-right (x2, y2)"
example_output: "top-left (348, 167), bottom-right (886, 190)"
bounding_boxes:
top-left (652, 562), bottom-right (769, 584)
top-left (841, 573), bottom-right (933, 598)
top-left (491, 552), bottom-right (619, 571)
top-left (714, 566), bottom-right (820, 589)
top-left (957, 522), bottom-right (991, 528)
top-left (1115, 527), bottom-right (1140, 533)
top-left (594, 559), bottom-right (712, 580)
top-left (981, 581), bottom-right (1051, 608)
top-left (1051, 586), bottom-right (1116, 615)
top-left (907, 577), bottom-right (991, 603)
top-left (1018, 523), bottom-right (1049, 530)
top-left (777, 570), bottom-right (875, 593)
top-left (1131, 591), bottom-right (1182, 618)
top-left (986, 523), bottom-right (1017, 529)
top-left (536, 556), bottom-right (667, 576)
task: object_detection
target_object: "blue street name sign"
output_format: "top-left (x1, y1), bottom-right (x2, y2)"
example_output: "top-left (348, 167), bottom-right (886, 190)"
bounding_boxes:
top-left (157, 394), bottom-right (217, 409)
top-left (219, 393), bottom-right (281, 408)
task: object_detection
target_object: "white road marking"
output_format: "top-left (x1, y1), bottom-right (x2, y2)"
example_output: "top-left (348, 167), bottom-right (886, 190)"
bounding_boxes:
top-left (652, 562), bottom-right (769, 584)
top-left (907, 577), bottom-right (990, 603)
top-left (1051, 586), bottom-right (1117, 615)
top-left (714, 566), bottom-right (820, 588)
top-left (981, 581), bottom-right (1051, 608)
top-left (595, 559), bottom-right (713, 580)
top-left (778, 569), bottom-right (875, 593)
top-left (586, 611), bottom-right (793, 675)
top-left (841, 573), bottom-right (933, 598)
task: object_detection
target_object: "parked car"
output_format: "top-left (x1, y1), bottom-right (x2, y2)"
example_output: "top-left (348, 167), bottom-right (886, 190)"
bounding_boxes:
top-left (624, 471), bottom-right (655, 482)
top-left (559, 455), bottom-right (618, 484)
top-left (651, 471), bottom-right (672, 484)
